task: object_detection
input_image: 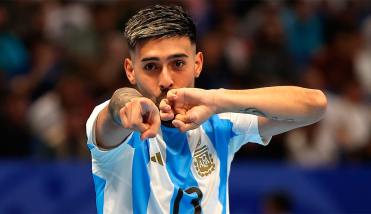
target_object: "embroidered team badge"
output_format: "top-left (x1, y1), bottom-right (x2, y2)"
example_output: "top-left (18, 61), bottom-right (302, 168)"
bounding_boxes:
top-left (193, 142), bottom-right (215, 177)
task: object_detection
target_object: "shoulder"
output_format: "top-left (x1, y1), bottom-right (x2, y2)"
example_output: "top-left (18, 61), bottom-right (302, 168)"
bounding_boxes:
top-left (202, 113), bottom-right (257, 129)
top-left (200, 114), bottom-right (236, 136)
top-left (216, 112), bottom-right (258, 128)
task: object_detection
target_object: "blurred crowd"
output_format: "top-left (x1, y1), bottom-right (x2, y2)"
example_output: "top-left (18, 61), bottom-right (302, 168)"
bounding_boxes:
top-left (0, 0), bottom-right (370, 167)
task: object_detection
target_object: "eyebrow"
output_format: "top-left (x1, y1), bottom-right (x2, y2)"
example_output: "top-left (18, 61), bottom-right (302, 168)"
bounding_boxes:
top-left (141, 53), bottom-right (188, 62)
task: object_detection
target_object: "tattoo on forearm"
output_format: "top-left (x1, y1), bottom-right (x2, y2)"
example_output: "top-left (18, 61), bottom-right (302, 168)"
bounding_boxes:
top-left (269, 115), bottom-right (296, 122)
top-left (240, 108), bottom-right (267, 117)
top-left (109, 88), bottom-right (143, 126)
top-left (284, 118), bottom-right (295, 122)
top-left (240, 107), bottom-right (296, 122)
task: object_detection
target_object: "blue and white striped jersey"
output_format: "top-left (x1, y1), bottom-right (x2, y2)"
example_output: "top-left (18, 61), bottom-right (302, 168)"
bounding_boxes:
top-left (86, 101), bottom-right (269, 214)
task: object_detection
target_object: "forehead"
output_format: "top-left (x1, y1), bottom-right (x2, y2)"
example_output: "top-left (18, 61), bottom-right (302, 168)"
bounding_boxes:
top-left (132, 37), bottom-right (195, 60)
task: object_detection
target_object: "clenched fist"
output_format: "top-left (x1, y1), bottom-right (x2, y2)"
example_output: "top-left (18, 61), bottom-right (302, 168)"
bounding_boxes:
top-left (159, 88), bottom-right (217, 132)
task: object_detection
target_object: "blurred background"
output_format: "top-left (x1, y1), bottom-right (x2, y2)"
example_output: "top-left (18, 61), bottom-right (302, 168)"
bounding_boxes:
top-left (0, 0), bottom-right (370, 213)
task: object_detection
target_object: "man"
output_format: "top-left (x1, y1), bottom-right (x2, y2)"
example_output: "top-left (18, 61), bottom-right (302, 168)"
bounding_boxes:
top-left (86, 5), bottom-right (327, 214)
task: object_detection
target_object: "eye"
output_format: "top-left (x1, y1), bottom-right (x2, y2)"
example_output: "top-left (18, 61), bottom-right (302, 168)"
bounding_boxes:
top-left (144, 63), bottom-right (158, 71)
top-left (173, 60), bottom-right (185, 69)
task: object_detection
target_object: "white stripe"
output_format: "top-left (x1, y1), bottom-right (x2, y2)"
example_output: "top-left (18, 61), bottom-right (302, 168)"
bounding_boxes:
top-left (219, 113), bottom-right (269, 154)
top-left (188, 127), bottom-right (223, 213)
top-left (226, 146), bottom-right (235, 214)
top-left (147, 135), bottom-right (174, 214)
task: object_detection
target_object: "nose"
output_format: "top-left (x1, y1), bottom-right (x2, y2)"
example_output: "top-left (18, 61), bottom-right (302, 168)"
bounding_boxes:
top-left (159, 67), bottom-right (174, 90)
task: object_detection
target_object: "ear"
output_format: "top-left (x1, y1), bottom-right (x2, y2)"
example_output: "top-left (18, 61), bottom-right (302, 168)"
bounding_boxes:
top-left (194, 52), bottom-right (203, 78)
top-left (124, 58), bottom-right (136, 85)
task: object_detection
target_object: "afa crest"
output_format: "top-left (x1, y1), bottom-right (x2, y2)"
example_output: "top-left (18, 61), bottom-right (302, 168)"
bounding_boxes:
top-left (193, 142), bottom-right (215, 177)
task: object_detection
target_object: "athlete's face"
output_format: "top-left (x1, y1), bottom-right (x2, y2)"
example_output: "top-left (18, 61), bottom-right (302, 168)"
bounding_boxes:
top-left (124, 37), bottom-right (203, 106)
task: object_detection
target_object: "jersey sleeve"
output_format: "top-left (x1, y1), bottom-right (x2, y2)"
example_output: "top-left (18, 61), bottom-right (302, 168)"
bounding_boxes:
top-left (86, 100), bottom-right (135, 164)
top-left (218, 112), bottom-right (271, 154)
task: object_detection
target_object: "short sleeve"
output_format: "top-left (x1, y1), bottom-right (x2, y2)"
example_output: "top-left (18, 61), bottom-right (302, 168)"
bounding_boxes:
top-left (86, 100), bottom-right (135, 163)
top-left (218, 112), bottom-right (271, 154)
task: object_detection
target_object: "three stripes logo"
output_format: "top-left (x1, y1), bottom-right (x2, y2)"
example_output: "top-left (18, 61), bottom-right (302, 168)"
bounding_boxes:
top-left (150, 152), bottom-right (163, 166)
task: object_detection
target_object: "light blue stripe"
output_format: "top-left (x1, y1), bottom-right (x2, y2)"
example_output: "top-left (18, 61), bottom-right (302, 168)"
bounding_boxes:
top-left (87, 144), bottom-right (94, 150)
top-left (92, 173), bottom-right (106, 214)
top-left (128, 132), bottom-right (151, 214)
top-left (202, 115), bottom-right (236, 214)
top-left (162, 125), bottom-right (200, 213)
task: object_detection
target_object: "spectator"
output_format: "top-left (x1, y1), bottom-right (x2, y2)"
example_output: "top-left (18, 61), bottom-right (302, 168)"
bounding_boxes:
top-left (355, 15), bottom-right (371, 97)
top-left (281, 0), bottom-right (323, 68)
top-left (0, 0), bottom-right (369, 163)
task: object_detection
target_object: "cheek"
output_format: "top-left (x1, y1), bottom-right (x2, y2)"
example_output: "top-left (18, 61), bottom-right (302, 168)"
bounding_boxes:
top-left (135, 73), bottom-right (159, 95)
top-left (173, 71), bottom-right (195, 87)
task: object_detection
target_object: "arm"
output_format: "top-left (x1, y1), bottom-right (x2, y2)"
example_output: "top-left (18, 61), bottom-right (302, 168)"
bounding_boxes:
top-left (213, 86), bottom-right (327, 139)
top-left (95, 88), bottom-right (160, 149)
top-left (162, 86), bottom-right (327, 139)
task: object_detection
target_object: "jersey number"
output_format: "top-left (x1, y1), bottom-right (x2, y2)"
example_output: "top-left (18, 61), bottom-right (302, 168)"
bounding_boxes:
top-left (173, 187), bottom-right (203, 214)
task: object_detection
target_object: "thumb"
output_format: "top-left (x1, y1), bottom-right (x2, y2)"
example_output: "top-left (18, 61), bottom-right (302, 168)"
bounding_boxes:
top-left (175, 112), bottom-right (197, 124)
top-left (172, 119), bottom-right (198, 132)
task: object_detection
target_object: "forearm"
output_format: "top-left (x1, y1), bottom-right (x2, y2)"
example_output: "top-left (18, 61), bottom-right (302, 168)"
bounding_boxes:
top-left (95, 88), bottom-right (143, 149)
top-left (214, 86), bottom-right (327, 123)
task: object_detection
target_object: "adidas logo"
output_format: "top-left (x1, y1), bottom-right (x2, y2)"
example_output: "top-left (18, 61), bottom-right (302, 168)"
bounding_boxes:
top-left (150, 152), bottom-right (163, 166)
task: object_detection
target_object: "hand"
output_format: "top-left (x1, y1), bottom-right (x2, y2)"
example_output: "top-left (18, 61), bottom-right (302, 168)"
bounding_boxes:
top-left (165, 88), bottom-right (217, 132)
top-left (119, 97), bottom-right (160, 140)
top-left (159, 98), bottom-right (175, 121)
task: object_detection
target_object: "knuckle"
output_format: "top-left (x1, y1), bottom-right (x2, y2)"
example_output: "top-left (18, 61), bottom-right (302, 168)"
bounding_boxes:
top-left (124, 103), bottom-right (130, 109)
top-left (141, 97), bottom-right (151, 103)
top-left (119, 107), bottom-right (126, 115)
top-left (175, 114), bottom-right (181, 120)
top-left (123, 122), bottom-right (132, 129)
top-left (189, 114), bottom-right (197, 122)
